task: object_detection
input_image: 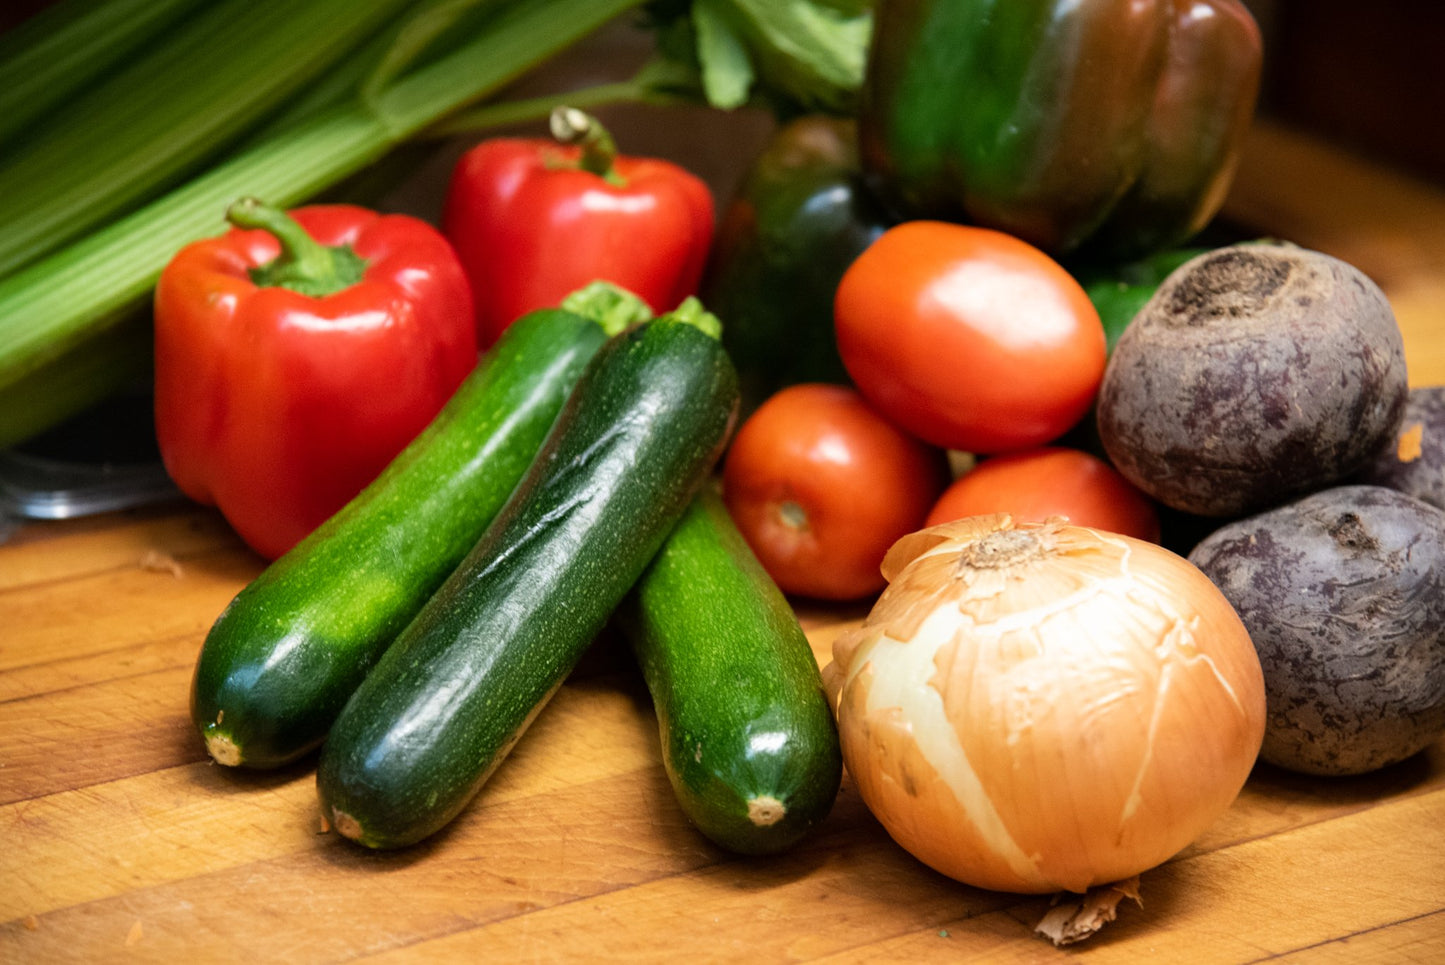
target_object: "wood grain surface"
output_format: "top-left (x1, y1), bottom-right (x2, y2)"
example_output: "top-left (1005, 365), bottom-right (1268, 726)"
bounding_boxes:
top-left (3, 121), bottom-right (1444, 963)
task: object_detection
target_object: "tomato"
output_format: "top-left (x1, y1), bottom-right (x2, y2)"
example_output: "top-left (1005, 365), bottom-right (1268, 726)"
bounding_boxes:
top-left (834, 220), bottom-right (1107, 453)
top-left (722, 383), bottom-right (948, 600)
top-left (925, 446), bottom-right (1160, 542)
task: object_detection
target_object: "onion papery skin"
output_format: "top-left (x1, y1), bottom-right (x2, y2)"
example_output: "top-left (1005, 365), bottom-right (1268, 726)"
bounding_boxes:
top-left (831, 516), bottom-right (1265, 895)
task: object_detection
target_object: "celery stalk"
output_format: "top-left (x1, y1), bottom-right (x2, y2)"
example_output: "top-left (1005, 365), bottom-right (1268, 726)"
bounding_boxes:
top-left (0, 0), bottom-right (647, 448)
top-left (0, 0), bottom-right (418, 278)
top-left (0, 311), bottom-right (152, 451)
top-left (0, 0), bottom-right (207, 148)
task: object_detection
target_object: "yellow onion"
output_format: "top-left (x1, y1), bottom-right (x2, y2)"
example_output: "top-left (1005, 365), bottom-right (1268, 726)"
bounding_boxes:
top-left (829, 515), bottom-right (1265, 894)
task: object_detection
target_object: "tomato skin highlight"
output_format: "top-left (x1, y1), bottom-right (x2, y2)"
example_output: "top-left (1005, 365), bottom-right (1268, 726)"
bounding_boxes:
top-left (834, 220), bottom-right (1107, 453)
top-left (926, 446), bottom-right (1160, 542)
top-left (722, 383), bottom-right (948, 601)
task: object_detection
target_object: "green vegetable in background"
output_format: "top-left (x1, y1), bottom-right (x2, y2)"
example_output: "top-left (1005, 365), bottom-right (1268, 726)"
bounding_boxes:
top-left (703, 115), bottom-right (891, 408)
top-left (646, 0), bottom-right (872, 115)
top-left (858, 0), bottom-right (1262, 261)
top-left (0, 0), bottom-right (419, 279)
top-left (0, 0), bottom-right (205, 148)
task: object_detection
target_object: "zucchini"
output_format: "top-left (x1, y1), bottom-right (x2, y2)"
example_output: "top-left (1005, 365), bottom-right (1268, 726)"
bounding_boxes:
top-left (190, 292), bottom-right (643, 769)
top-left (617, 485), bottom-right (842, 854)
top-left (316, 304), bottom-right (739, 849)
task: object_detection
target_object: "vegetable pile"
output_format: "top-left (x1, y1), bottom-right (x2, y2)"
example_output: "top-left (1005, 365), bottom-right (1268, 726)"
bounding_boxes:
top-left (0, 0), bottom-right (657, 450)
top-left (316, 303), bottom-right (741, 849)
top-left (10, 0), bottom-right (1442, 945)
top-left (191, 286), bottom-right (646, 770)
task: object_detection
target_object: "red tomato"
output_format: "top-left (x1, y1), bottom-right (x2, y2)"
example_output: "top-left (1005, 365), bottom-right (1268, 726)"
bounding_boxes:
top-left (926, 446), bottom-right (1160, 542)
top-left (723, 384), bottom-right (948, 600)
top-left (834, 221), bottom-right (1107, 453)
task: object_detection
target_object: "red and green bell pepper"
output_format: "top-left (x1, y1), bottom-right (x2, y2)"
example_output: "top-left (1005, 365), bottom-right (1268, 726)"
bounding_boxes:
top-left (153, 198), bottom-right (477, 560)
top-left (858, 0), bottom-right (1262, 260)
top-left (442, 108), bottom-right (715, 348)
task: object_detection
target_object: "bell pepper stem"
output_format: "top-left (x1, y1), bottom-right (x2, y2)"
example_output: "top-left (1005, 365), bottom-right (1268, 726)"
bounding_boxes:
top-left (227, 196), bottom-right (367, 297)
top-left (549, 106), bottom-right (624, 186)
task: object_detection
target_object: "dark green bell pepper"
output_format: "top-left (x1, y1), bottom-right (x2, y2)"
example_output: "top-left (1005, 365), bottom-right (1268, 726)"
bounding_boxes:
top-left (704, 116), bottom-right (892, 408)
top-left (857, 0), bottom-right (1262, 261)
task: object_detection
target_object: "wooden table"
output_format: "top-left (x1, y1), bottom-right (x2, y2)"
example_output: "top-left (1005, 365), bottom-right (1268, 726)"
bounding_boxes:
top-left (3, 122), bottom-right (1444, 962)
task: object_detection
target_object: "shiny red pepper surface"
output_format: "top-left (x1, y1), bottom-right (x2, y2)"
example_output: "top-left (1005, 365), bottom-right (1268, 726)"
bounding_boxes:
top-left (154, 201), bottom-right (477, 560)
top-left (442, 110), bottom-right (714, 348)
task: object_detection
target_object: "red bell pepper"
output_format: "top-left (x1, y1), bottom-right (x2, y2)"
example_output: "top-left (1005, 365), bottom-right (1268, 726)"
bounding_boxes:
top-left (154, 198), bottom-right (477, 560)
top-left (442, 107), bottom-right (714, 348)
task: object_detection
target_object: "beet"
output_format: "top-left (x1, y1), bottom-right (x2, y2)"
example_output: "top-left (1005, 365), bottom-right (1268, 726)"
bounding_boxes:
top-left (1189, 485), bottom-right (1445, 776)
top-left (1356, 385), bottom-right (1445, 510)
top-left (1097, 243), bottom-right (1408, 517)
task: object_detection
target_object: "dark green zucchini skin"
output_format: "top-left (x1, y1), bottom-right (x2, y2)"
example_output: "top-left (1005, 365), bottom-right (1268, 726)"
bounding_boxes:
top-left (315, 315), bottom-right (739, 849)
top-left (190, 308), bottom-right (610, 769)
top-left (618, 486), bottom-right (842, 854)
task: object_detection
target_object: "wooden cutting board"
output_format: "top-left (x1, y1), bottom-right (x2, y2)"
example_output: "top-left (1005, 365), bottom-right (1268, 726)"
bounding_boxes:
top-left (3, 122), bottom-right (1444, 962)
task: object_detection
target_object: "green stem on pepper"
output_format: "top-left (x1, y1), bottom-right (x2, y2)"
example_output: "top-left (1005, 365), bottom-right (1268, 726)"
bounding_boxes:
top-left (227, 197), bottom-right (368, 298)
top-left (549, 106), bottom-right (625, 185)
